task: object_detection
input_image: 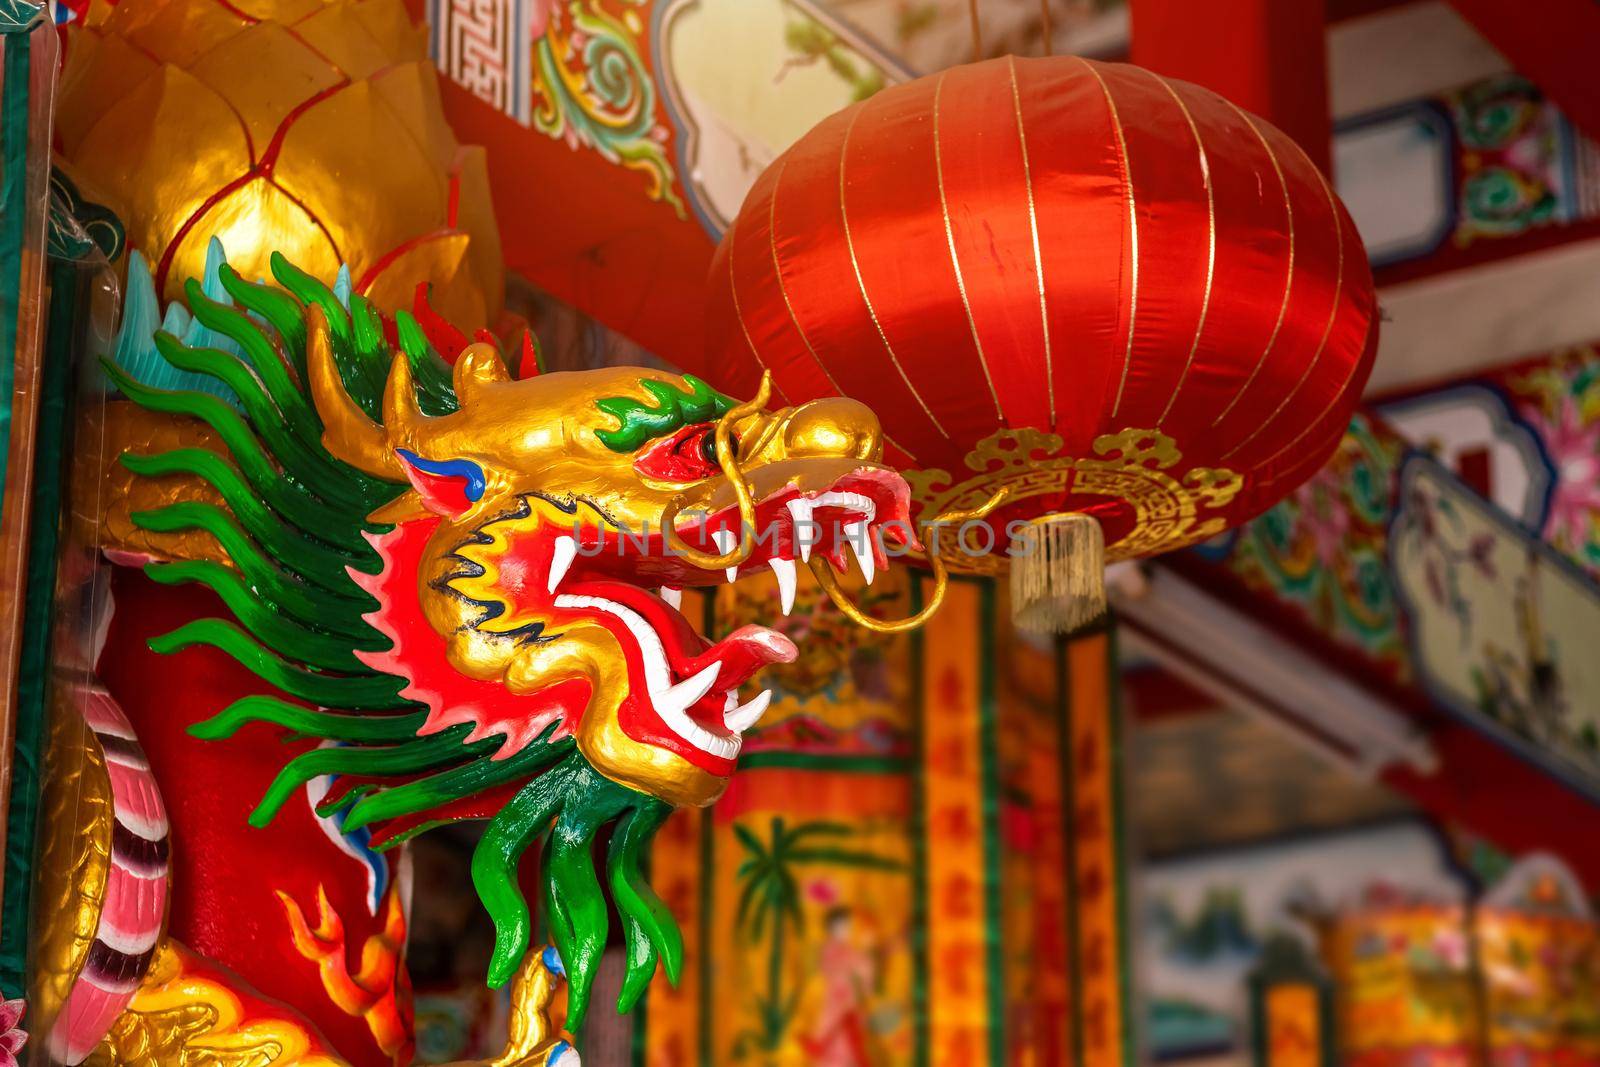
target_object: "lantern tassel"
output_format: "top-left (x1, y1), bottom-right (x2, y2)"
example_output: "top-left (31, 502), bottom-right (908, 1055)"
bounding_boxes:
top-left (1010, 512), bottom-right (1106, 635)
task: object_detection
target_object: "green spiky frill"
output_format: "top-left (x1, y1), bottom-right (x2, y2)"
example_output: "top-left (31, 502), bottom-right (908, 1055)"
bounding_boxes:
top-left (112, 246), bottom-right (681, 1026)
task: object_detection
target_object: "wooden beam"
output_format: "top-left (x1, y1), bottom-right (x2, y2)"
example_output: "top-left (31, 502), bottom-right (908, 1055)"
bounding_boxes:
top-left (1129, 0), bottom-right (1332, 173)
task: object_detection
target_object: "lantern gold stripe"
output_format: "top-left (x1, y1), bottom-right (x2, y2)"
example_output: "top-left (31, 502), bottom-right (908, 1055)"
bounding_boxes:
top-left (880, 428), bottom-right (922, 465)
top-left (1007, 55), bottom-right (1057, 428)
top-left (1080, 59), bottom-right (1141, 421)
top-left (766, 158), bottom-right (852, 401)
top-left (1261, 225), bottom-right (1365, 463)
top-left (1152, 73), bottom-right (1216, 428)
top-left (932, 70), bottom-right (1007, 425)
top-left (725, 212), bottom-right (793, 408)
top-left (1212, 106), bottom-right (1296, 428)
top-left (838, 102), bottom-right (952, 441)
top-left (1225, 157), bottom-right (1345, 462)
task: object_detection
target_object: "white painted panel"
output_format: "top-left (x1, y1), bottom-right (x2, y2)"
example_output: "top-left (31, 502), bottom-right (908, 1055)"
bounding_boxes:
top-left (1369, 238), bottom-right (1600, 394)
top-left (1328, 0), bottom-right (1509, 120)
top-left (1335, 105), bottom-right (1455, 265)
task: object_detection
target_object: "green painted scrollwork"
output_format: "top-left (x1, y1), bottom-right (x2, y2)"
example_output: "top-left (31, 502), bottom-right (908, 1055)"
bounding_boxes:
top-left (532, 2), bottom-right (686, 216)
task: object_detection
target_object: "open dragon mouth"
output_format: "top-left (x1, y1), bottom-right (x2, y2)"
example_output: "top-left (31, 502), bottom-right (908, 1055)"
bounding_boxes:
top-left (556, 465), bottom-right (916, 600)
top-left (534, 465), bottom-right (916, 769)
top-left (553, 585), bottom-right (793, 764)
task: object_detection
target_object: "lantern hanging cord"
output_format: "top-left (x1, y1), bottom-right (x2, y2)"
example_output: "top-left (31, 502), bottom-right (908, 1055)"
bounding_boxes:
top-left (660, 371), bottom-right (772, 569)
top-left (810, 488), bottom-right (1010, 633)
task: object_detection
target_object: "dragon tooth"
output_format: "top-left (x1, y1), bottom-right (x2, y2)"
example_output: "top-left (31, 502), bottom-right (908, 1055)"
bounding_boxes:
top-left (724, 689), bottom-right (773, 733)
top-left (547, 535), bottom-right (578, 594)
top-left (712, 528), bottom-right (739, 582)
top-left (845, 522), bottom-right (875, 585)
top-left (660, 660), bottom-right (722, 711)
top-left (554, 592), bottom-right (739, 760)
top-left (768, 557), bottom-right (797, 615)
top-left (786, 499), bottom-right (816, 562)
top-left (659, 587), bottom-right (683, 609)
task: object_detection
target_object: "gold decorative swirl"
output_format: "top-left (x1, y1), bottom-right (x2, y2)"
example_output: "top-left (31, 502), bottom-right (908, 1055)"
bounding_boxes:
top-left (86, 942), bottom-right (344, 1067)
top-left (903, 427), bottom-right (1244, 575)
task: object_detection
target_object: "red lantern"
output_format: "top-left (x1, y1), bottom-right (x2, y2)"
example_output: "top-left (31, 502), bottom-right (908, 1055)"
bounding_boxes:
top-left (691, 56), bottom-right (1378, 629)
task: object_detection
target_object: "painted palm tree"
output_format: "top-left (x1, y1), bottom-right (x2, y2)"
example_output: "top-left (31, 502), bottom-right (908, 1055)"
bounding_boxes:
top-left (732, 816), bottom-right (904, 1060)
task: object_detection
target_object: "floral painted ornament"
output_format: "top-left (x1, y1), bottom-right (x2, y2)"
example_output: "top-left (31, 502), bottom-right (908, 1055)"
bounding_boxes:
top-left (0, 1000), bottom-right (25, 1067)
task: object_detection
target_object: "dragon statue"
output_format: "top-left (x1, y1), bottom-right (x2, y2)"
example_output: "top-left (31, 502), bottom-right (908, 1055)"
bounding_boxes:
top-left (32, 250), bottom-right (986, 1066)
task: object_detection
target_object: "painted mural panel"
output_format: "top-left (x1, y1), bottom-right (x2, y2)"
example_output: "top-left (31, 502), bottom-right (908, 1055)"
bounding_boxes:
top-left (1193, 384), bottom-right (1600, 797)
top-left (425, 0), bottom-right (907, 230)
top-left (1392, 459), bottom-right (1600, 788)
top-left (1336, 73), bottom-right (1600, 270)
top-left (1193, 413), bottom-right (1411, 682)
top-left (640, 576), bottom-right (1130, 1066)
top-left (1381, 340), bottom-right (1600, 581)
top-left (709, 766), bottom-right (916, 1065)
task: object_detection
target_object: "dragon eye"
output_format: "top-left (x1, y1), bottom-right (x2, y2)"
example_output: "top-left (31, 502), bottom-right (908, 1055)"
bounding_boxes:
top-left (632, 424), bottom-right (737, 482)
top-left (698, 429), bottom-right (738, 467)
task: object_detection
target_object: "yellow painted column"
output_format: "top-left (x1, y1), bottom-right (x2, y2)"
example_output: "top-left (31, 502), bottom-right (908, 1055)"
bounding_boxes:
top-left (917, 579), bottom-right (1002, 1066)
top-left (1063, 631), bottom-right (1134, 1067)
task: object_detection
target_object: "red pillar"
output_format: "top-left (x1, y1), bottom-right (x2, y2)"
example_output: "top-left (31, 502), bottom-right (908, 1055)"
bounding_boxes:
top-left (1129, 0), bottom-right (1332, 174)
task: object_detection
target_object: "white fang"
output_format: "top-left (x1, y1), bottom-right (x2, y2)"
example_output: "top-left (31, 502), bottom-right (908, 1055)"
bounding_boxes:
top-left (547, 535), bottom-right (578, 593)
top-left (660, 661), bottom-right (722, 712)
top-left (768, 557), bottom-right (797, 615)
top-left (844, 522), bottom-right (874, 585)
top-left (713, 528), bottom-right (739, 582)
top-left (724, 689), bottom-right (773, 733)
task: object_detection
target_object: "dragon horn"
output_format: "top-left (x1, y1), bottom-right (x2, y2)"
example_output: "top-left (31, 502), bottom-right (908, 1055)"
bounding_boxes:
top-left (383, 346), bottom-right (431, 450)
top-left (306, 305), bottom-right (404, 480)
top-left (453, 341), bottom-right (511, 406)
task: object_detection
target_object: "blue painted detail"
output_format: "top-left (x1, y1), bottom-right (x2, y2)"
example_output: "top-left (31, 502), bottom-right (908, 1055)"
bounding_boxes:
top-left (396, 448), bottom-right (486, 501)
top-left (545, 1041), bottom-right (573, 1066)
top-left (159, 300), bottom-right (191, 338)
top-left (328, 793), bottom-right (390, 914)
top-left (541, 944), bottom-right (566, 977)
top-left (334, 263), bottom-right (353, 311)
top-left (1189, 528), bottom-right (1240, 563)
top-left (110, 247), bottom-right (243, 411)
top-left (178, 236), bottom-right (245, 361)
top-left (305, 757), bottom-right (391, 914)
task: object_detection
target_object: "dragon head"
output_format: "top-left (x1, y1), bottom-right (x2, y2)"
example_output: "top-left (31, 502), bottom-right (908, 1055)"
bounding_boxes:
top-left (112, 254), bottom-right (975, 1030)
top-left (311, 322), bottom-right (917, 810)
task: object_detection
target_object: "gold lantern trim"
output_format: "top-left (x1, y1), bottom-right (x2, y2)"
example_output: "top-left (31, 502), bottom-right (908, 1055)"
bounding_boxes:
top-left (904, 427), bottom-right (1244, 632)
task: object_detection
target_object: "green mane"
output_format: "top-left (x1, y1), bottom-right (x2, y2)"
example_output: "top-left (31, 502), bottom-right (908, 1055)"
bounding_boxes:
top-left (594, 373), bottom-right (734, 452)
top-left (109, 247), bottom-right (679, 1027)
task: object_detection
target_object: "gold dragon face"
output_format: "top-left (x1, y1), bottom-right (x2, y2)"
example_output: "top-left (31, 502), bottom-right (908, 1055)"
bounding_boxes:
top-left (313, 326), bottom-right (916, 808)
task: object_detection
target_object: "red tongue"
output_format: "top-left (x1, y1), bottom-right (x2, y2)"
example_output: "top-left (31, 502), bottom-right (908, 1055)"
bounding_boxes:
top-left (682, 625), bottom-right (797, 689)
